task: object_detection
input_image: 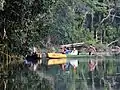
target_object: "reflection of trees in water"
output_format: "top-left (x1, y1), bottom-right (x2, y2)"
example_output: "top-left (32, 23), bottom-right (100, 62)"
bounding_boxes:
top-left (54, 65), bottom-right (74, 90)
top-left (104, 59), bottom-right (120, 90)
top-left (0, 63), bottom-right (54, 90)
top-left (4, 58), bottom-right (119, 90)
top-left (54, 60), bottom-right (89, 90)
top-left (54, 58), bottom-right (120, 90)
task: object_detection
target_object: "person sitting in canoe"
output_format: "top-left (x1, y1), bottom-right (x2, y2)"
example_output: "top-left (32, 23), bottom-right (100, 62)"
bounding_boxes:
top-left (60, 47), bottom-right (65, 54)
top-left (32, 52), bottom-right (40, 71)
top-left (61, 47), bottom-right (71, 54)
top-left (88, 44), bottom-right (96, 55)
top-left (70, 48), bottom-right (78, 55)
top-left (65, 47), bottom-right (72, 54)
top-left (24, 52), bottom-right (40, 71)
top-left (24, 51), bottom-right (33, 67)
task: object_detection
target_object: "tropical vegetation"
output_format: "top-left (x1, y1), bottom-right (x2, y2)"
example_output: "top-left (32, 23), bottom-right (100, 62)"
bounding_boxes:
top-left (0, 0), bottom-right (120, 90)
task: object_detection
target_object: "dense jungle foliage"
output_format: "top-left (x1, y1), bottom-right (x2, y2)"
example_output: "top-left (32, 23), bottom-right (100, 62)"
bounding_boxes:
top-left (0, 0), bottom-right (120, 55)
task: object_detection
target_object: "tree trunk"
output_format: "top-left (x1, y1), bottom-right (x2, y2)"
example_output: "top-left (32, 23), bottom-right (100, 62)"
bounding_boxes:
top-left (100, 28), bottom-right (103, 44)
top-left (94, 27), bottom-right (98, 41)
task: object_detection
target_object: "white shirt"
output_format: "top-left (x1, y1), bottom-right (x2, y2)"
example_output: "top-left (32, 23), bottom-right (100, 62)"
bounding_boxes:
top-left (70, 50), bottom-right (78, 55)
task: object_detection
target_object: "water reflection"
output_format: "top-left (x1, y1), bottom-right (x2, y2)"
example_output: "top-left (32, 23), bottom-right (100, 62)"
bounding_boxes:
top-left (46, 57), bottom-right (120, 90)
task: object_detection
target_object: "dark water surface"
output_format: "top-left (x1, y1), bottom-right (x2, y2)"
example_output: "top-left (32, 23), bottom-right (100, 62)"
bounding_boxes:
top-left (4, 56), bottom-right (120, 90)
top-left (46, 57), bottom-right (120, 90)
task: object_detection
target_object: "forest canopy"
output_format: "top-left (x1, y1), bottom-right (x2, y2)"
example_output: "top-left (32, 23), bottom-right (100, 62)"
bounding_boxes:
top-left (0, 0), bottom-right (120, 55)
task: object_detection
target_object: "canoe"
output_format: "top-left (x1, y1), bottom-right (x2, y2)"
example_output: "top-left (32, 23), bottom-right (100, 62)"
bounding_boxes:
top-left (47, 53), bottom-right (95, 59)
top-left (47, 53), bottom-right (118, 59)
top-left (48, 58), bottom-right (67, 65)
top-left (47, 53), bottom-right (67, 59)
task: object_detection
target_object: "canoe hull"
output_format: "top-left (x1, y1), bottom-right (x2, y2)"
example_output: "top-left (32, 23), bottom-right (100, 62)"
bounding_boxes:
top-left (47, 53), bottom-right (67, 59)
top-left (47, 53), bottom-right (93, 59)
top-left (47, 53), bottom-right (117, 59)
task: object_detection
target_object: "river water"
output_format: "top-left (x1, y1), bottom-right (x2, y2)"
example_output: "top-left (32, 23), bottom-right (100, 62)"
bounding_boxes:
top-left (45, 57), bottom-right (120, 90)
top-left (3, 56), bottom-right (120, 90)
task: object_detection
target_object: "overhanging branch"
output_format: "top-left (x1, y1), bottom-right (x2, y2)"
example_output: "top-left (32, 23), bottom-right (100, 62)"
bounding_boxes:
top-left (107, 39), bottom-right (119, 47)
top-left (100, 8), bottom-right (114, 24)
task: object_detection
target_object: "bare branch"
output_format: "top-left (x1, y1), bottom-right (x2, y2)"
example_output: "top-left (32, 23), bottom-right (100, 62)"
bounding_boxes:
top-left (111, 13), bottom-right (116, 22)
top-left (107, 39), bottom-right (119, 47)
top-left (3, 19), bottom-right (7, 39)
top-left (110, 14), bottom-right (120, 19)
top-left (82, 11), bottom-right (88, 27)
top-left (100, 8), bottom-right (114, 24)
top-left (3, 28), bottom-right (7, 39)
